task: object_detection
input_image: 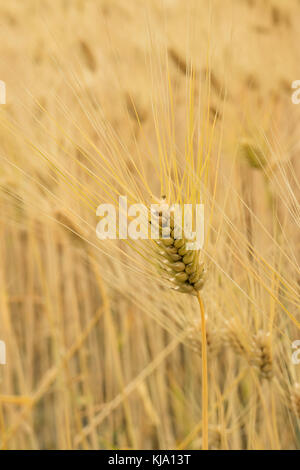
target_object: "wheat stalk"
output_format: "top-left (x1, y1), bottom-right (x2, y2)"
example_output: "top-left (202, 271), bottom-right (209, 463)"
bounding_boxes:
top-left (291, 383), bottom-right (300, 420)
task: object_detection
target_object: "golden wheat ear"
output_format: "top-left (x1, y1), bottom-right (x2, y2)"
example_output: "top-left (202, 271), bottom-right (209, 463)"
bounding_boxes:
top-left (151, 206), bottom-right (207, 296)
top-left (226, 322), bottom-right (274, 381)
top-left (250, 330), bottom-right (274, 380)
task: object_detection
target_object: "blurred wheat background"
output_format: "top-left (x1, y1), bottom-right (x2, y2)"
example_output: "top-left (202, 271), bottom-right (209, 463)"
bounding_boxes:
top-left (0, 0), bottom-right (299, 450)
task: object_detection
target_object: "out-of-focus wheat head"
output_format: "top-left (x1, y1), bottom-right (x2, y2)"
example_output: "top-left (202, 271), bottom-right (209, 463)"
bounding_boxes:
top-left (251, 330), bottom-right (273, 380)
top-left (226, 320), bottom-right (274, 380)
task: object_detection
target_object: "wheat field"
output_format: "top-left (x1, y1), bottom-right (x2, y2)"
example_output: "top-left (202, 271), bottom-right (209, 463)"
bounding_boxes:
top-left (0, 0), bottom-right (299, 450)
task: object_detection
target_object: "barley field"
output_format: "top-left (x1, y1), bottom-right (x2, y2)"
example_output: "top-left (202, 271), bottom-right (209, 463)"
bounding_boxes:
top-left (0, 0), bottom-right (299, 450)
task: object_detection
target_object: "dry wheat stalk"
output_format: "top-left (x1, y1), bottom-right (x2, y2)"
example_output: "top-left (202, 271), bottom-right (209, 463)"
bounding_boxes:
top-left (291, 383), bottom-right (300, 419)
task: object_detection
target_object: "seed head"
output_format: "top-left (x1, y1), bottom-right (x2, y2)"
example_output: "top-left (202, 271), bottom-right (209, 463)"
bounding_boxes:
top-left (239, 139), bottom-right (267, 170)
top-left (250, 330), bottom-right (273, 380)
top-left (151, 199), bottom-right (207, 296)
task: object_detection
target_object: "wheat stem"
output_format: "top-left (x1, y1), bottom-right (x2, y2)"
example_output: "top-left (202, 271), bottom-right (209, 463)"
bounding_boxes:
top-left (197, 291), bottom-right (208, 450)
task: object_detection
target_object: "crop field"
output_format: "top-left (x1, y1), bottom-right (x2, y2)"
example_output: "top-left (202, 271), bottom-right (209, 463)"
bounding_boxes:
top-left (0, 0), bottom-right (299, 450)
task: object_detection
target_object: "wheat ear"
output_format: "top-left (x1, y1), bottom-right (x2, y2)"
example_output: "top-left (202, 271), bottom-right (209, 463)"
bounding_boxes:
top-left (251, 330), bottom-right (273, 380)
top-left (153, 208), bottom-right (207, 296)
